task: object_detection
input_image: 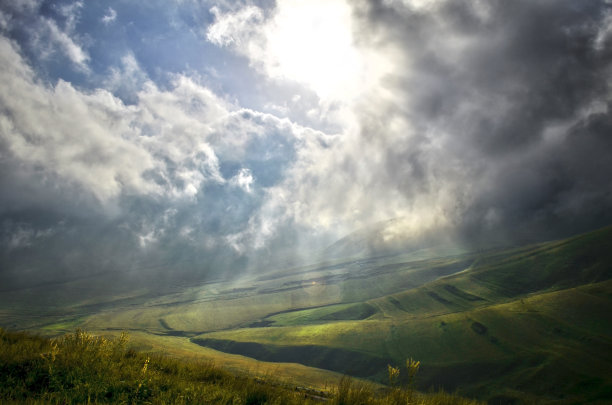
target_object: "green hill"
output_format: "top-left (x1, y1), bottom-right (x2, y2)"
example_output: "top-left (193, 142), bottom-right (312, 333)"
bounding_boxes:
top-left (191, 226), bottom-right (612, 403)
top-left (1, 226), bottom-right (611, 404)
top-left (0, 328), bottom-right (481, 404)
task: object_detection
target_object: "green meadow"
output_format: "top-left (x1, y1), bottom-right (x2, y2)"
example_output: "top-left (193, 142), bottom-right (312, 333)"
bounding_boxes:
top-left (2, 328), bottom-right (487, 404)
top-left (1, 226), bottom-right (612, 403)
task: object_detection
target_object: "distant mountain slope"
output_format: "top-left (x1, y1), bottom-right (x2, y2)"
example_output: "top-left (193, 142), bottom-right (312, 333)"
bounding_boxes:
top-left (322, 217), bottom-right (459, 259)
top-left (193, 225), bottom-right (612, 404)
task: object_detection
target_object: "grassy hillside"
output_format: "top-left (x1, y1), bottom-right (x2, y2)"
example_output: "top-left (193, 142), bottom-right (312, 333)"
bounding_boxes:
top-left (193, 281), bottom-right (612, 402)
top-left (190, 227), bottom-right (612, 403)
top-left (1, 226), bottom-right (611, 403)
top-left (0, 328), bottom-right (481, 404)
top-left (70, 253), bottom-right (474, 335)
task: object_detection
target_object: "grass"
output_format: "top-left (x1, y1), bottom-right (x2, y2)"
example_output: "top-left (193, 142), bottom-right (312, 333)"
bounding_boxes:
top-left (0, 328), bottom-right (482, 404)
top-left (191, 280), bottom-right (612, 402)
top-left (262, 302), bottom-right (377, 327)
top-left (99, 329), bottom-right (354, 391)
top-left (73, 253), bottom-right (472, 335)
top-left (2, 225), bottom-right (612, 403)
top-left (40, 317), bottom-right (85, 333)
top-left (186, 224), bottom-right (612, 404)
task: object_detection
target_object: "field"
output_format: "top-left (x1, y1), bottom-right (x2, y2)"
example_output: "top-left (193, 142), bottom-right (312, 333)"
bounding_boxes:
top-left (2, 328), bottom-right (486, 404)
top-left (1, 226), bottom-right (612, 403)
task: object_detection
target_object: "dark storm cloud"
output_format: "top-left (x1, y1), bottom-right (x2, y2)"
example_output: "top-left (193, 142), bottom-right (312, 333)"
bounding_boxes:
top-left (347, 0), bottom-right (612, 244)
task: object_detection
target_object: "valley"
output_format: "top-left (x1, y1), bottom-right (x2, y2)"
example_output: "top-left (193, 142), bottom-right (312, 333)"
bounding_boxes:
top-left (1, 226), bottom-right (611, 404)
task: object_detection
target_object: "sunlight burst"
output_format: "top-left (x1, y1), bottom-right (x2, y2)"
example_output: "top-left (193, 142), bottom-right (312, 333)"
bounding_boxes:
top-left (265, 0), bottom-right (362, 101)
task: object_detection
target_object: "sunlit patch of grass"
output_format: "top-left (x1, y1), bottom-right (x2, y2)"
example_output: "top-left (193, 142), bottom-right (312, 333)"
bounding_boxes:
top-left (40, 317), bottom-right (85, 333)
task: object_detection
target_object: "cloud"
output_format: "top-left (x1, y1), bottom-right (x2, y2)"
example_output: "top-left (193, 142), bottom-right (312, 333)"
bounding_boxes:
top-left (208, 0), bottom-right (612, 249)
top-left (103, 52), bottom-right (149, 104)
top-left (206, 0), bottom-right (390, 109)
top-left (43, 17), bottom-right (90, 69)
top-left (0, 32), bottom-right (324, 283)
top-left (38, 1), bottom-right (89, 70)
top-left (342, 0), bottom-right (612, 243)
top-left (0, 37), bottom-right (156, 205)
top-left (0, 0), bottom-right (90, 70)
top-left (101, 7), bottom-right (117, 25)
top-left (230, 168), bottom-right (254, 193)
top-left (2, 0), bottom-right (612, 289)
top-left (206, 5), bottom-right (265, 48)
top-left (1, 222), bottom-right (58, 250)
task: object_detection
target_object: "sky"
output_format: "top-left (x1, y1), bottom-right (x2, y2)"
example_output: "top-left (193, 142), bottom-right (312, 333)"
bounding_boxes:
top-left (0, 0), bottom-right (611, 288)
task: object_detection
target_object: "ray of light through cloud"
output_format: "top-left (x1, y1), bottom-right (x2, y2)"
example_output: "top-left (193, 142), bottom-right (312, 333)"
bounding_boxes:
top-left (0, 0), bottom-right (611, 287)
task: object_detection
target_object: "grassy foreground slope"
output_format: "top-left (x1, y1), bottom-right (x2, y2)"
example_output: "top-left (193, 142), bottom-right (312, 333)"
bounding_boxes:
top-left (192, 227), bottom-right (612, 404)
top-left (0, 328), bottom-right (482, 404)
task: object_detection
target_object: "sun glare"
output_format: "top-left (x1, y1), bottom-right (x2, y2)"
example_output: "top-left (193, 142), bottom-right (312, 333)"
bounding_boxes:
top-left (265, 0), bottom-right (362, 101)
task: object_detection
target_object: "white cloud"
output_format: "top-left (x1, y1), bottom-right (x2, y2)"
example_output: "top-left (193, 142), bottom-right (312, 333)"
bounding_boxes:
top-left (56, 1), bottom-right (83, 30)
top-left (138, 230), bottom-right (157, 248)
top-left (101, 7), bottom-right (117, 25)
top-left (0, 10), bottom-right (10, 31)
top-left (0, 0), bottom-right (91, 71)
top-left (0, 37), bottom-right (221, 205)
top-left (0, 35), bottom-right (332, 252)
top-left (206, 0), bottom-right (391, 109)
top-left (206, 5), bottom-right (264, 48)
top-left (31, 1), bottom-right (90, 70)
top-left (230, 168), bottom-right (254, 193)
top-left (103, 52), bottom-right (148, 101)
top-left (44, 17), bottom-right (89, 69)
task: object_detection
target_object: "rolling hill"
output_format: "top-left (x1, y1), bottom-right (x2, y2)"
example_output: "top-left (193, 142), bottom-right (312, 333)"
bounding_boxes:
top-left (1, 225), bottom-right (611, 403)
top-left (190, 226), bottom-right (612, 403)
